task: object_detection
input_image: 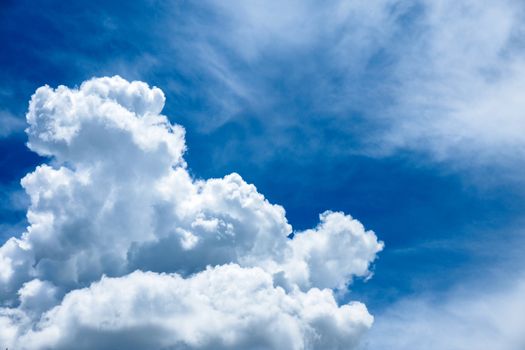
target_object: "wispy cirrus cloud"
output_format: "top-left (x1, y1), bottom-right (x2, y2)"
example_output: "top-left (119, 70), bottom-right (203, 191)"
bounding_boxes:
top-left (0, 110), bottom-right (25, 138)
top-left (154, 0), bottom-right (525, 167)
top-left (3, 0), bottom-right (525, 168)
top-left (363, 277), bottom-right (525, 350)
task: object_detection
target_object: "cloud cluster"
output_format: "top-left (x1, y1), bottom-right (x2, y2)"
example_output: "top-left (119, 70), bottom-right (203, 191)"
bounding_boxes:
top-left (0, 76), bottom-right (382, 349)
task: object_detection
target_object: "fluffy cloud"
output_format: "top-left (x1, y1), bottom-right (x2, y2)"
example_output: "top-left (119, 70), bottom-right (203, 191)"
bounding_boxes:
top-left (0, 76), bottom-right (382, 349)
top-left (8, 265), bottom-right (372, 350)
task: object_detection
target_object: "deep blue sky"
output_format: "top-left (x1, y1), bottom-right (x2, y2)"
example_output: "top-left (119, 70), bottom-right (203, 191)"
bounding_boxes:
top-left (1, 0), bottom-right (524, 317)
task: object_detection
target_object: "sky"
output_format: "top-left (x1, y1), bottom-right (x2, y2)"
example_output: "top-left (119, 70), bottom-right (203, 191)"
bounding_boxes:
top-left (0, 1), bottom-right (524, 349)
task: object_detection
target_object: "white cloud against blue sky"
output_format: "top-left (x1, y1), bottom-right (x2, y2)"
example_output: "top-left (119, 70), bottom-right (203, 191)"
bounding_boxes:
top-left (0, 77), bottom-right (382, 349)
top-left (1, 1), bottom-right (525, 349)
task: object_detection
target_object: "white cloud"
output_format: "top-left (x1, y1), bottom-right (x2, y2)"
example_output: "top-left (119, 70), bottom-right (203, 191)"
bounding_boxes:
top-left (284, 211), bottom-right (382, 290)
top-left (9, 265), bottom-right (372, 350)
top-left (0, 76), bottom-right (382, 349)
top-left (363, 278), bottom-right (525, 350)
top-left (163, 0), bottom-right (525, 166)
top-left (0, 110), bottom-right (25, 138)
top-left (381, 0), bottom-right (525, 163)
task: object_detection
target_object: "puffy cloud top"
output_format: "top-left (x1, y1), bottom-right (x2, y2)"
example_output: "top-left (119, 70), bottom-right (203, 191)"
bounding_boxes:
top-left (0, 76), bottom-right (383, 349)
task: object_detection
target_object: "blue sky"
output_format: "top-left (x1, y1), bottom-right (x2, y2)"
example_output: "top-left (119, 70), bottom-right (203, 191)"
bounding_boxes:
top-left (1, 1), bottom-right (525, 349)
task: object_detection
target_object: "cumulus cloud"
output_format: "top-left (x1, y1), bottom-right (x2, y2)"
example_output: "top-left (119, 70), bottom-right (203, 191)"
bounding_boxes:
top-left (0, 76), bottom-right (382, 349)
top-left (8, 265), bottom-right (372, 350)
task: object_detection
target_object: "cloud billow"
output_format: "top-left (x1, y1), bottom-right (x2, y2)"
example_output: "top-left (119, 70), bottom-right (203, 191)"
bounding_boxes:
top-left (0, 76), bottom-right (383, 349)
